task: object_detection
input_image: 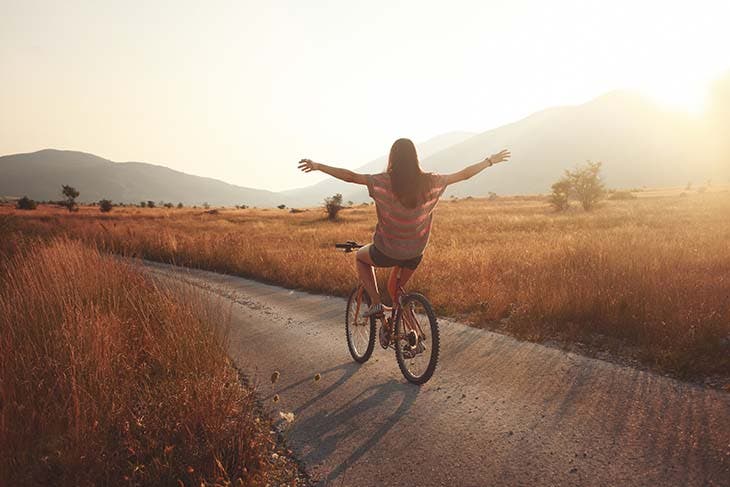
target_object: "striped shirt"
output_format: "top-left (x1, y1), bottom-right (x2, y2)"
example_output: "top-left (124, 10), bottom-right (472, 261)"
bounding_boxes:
top-left (366, 172), bottom-right (449, 260)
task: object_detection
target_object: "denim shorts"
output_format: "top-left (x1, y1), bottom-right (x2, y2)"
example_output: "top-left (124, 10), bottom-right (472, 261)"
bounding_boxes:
top-left (369, 245), bottom-right (423, 270)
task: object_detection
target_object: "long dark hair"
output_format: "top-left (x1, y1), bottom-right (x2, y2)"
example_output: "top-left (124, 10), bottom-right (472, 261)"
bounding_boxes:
top-left (386, 138), bottom-right (432, 208)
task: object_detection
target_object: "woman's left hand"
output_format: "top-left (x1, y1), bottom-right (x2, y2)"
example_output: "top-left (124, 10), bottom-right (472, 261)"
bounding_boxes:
top-left (487, 149), bottom-right (511, 165)
top-left (298, 159), bottom-right (319, 173)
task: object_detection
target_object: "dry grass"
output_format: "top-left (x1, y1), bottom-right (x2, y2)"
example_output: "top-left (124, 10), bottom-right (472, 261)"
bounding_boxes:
top-left (2, 187), bottom-right (729, 378)
top-left (0, 238), bottom-right (302, 486)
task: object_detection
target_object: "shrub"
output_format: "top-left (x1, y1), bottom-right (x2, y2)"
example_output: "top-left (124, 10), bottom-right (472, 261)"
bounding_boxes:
top-left (61, 185), bottom-right (79, 212)
top-left (147, 200), bottom-right (156, 208)
top-left (277, 204), bottom-right (286, 210)
top-left (549, 179), bottom-right (571, 211)
top-left (550, 161), bottom-right (605, 211)
top-left (177, 202), bottom-right (184, 209)
top-left (16, 196), bottom-right (37, 210)
top-left (139, 201), bottom-right (147, 208)
top-left (163, 202), bottom-right (174, 208)
top-left (568, 161), bottom-right (605, 210)
top-left (324, 193), bottom-right (343, 220)
top-left (99, 199), bottom-right (113, 212)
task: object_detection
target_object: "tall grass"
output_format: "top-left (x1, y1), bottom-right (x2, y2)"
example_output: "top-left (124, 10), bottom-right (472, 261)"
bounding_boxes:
top-left (0, 238), bottom-right (300, 486)
top-left (2, 189), bottom-right (729, 377)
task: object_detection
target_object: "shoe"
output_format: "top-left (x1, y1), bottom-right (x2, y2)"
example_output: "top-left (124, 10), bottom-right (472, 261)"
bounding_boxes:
top-left (363, 303), bottom-right (385, 317)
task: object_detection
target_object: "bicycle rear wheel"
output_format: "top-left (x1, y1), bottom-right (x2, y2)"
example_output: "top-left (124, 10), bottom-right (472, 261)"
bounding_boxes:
top-left (345, 287), bottom-right (376, 363)
top-left (394, 293), bottom-right (439, 384)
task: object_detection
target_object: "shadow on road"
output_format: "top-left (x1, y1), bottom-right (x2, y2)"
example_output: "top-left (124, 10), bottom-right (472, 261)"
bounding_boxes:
top-left (294, 378), bottom-right (420, 485)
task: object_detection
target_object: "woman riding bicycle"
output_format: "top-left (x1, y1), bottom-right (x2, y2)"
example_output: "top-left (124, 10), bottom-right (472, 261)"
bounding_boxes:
top-left (298, 138), bottom-right (510, 317)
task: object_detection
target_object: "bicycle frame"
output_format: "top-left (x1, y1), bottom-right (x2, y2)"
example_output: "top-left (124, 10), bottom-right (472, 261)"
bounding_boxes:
top-left (354, 267), bottom-right (425, 346)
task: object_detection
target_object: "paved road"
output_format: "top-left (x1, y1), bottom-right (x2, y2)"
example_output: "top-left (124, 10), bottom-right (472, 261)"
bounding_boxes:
top-left (144, 261), bottom-right (729, 487)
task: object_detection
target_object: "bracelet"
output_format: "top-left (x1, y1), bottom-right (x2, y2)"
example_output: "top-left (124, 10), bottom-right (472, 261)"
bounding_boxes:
top-left (486, 157), bottom-right (493, 166)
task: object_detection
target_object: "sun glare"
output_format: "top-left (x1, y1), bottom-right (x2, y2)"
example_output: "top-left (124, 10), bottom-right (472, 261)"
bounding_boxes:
top-left (642, 80), bottom-right (708, 115)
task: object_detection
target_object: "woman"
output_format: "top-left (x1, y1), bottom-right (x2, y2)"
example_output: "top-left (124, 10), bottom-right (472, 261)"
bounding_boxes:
top-left (298, 138), bottom-right (510, 316)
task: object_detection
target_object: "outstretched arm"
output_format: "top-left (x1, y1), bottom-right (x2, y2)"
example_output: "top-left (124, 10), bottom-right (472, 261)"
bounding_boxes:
top-left (443, 149), bottom-right (511, 186)
top-left (298, 159), bottom-right (368, 185)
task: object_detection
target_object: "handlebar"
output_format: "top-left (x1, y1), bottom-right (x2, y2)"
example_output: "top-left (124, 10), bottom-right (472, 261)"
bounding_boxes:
top-left (335, 241), bottom-right (363, 253)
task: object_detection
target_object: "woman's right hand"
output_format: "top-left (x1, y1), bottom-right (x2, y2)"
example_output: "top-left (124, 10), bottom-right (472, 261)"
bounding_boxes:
top-left (298, 159), bottom-right (319, 173)
top-left (487, 149), bottom-right (511, 165)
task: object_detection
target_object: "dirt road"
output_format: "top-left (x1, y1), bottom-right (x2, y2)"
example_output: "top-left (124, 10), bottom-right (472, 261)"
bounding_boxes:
top-left (144, 261), bottom-right (729, 487)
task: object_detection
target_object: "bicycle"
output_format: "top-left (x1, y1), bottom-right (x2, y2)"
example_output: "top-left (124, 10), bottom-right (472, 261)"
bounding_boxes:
top-left (335, 241), bottom-right (440, 384)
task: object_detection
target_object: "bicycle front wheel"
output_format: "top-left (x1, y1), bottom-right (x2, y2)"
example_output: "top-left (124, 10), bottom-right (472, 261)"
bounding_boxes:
top-left (394, 293), bottom-right (440, 384)
top-left (345, 287), bottom-right (376, 363)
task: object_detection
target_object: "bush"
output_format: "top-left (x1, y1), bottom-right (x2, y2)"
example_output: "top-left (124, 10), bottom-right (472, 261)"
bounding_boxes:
top-left (549, 180), bottom-right (571, 211)
top-left (569, 161), bottom-right (605, 210)
top-left (61, 185), bottom-right (79, 212)
top-left (147, 200), bottom-right (156, 208)
top-left (549, 161), bottom-right (605, 211)
top-left (324, 193), bottom-right (343, 220)
top-left (177, 202), bottom-right (183, 209)
top-left (16, 196), bottom-right (37, 210)
top-left (99, 199), bottom-right (113, 212)
top-left (277, 204), bottom-right (286, 210)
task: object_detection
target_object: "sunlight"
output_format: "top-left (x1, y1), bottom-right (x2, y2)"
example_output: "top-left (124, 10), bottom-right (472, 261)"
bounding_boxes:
top-left (640, 76), bottom-right (709, 114)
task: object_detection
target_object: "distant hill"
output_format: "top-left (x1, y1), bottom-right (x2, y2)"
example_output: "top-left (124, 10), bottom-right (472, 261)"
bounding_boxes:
top-left (0, 149), bottom-right (281, 206)
top-left (286, 90), bottom-right (728, 204)
top-left (419, 90), bottom-right (725, 198)
top-left (2, 88), bottom-right (727, 207)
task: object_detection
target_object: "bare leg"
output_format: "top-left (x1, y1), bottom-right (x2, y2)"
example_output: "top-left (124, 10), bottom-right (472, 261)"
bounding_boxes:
top-left (388, 266), bottom-right (416, 302)
top-left (356, 245), bottom-right (381, 305)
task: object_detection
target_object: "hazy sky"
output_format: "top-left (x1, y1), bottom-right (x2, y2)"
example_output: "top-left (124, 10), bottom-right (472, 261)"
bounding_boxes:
top-left (2, 0), bottom-right (729, 191)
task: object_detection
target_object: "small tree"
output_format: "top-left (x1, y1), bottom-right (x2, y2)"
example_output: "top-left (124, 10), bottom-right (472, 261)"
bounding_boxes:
top-left (99, 199), bottom-right (113, 212)
top-left (61, 185), bottom-right (79, 212)
top-left (550, 161), bottom-right (605, 211)
top-left (277, 204), bottom-right (286, 210)
top-left (177, 202), bottom-right (184, 209)
top-left (147, 200), bottom-right (156, 208)
top-left (549, 179), bottom-right (571, 211)
top-left (16, 196), bottom-right (37, 210)
top-left (324, 193), bottom-right (344, 221)
top-left (567, 161), bottom-right (605, 211)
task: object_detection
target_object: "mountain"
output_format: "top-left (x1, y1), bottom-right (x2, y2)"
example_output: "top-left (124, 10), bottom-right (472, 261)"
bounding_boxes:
top-left (3, 89), bottom-right (727, 207)
top-left (418, 90), bottom-right (724, 197)
top-left (0, 149), bottom-right (281, 206)
top-left (288, 90), bottom-right (727, 203)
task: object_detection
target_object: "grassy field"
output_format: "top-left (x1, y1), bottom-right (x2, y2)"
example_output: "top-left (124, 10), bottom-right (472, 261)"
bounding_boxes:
top-left (0, 238), bottom-right (303, 486)
top-left (2, 187), bottom-right (729, 379)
